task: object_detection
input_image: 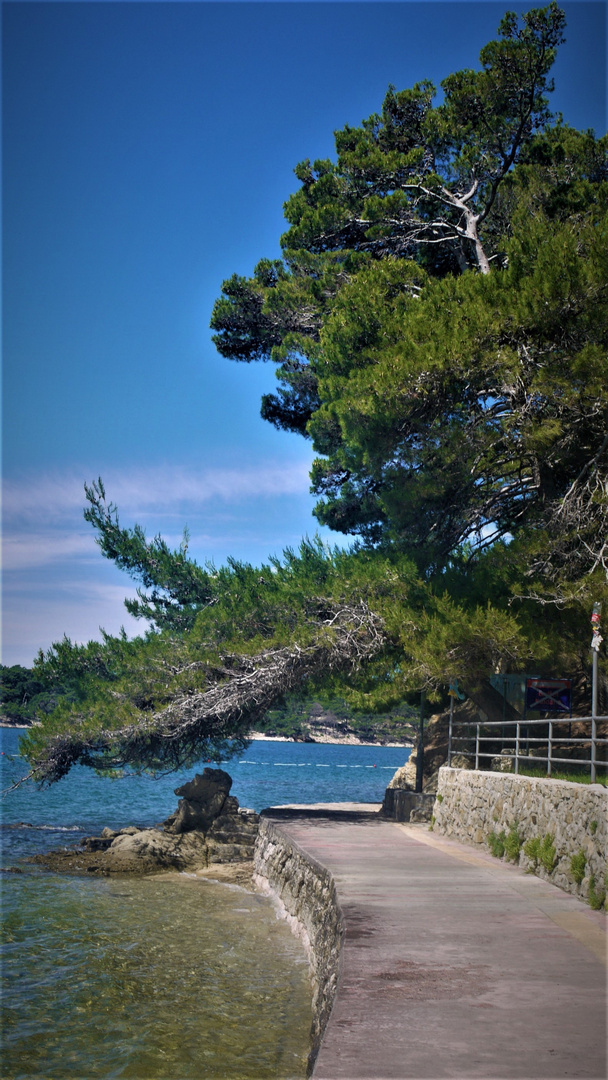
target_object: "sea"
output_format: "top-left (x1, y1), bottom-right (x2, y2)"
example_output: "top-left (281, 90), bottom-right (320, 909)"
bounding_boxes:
top-left (0, 728), bottom-right (410, 1080)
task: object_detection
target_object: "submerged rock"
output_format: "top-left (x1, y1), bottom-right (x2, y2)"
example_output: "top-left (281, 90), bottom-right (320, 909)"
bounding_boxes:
top-left (31, 768), bottom-right (260, 876)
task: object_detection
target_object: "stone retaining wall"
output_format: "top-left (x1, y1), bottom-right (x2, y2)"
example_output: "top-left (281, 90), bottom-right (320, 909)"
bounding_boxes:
top-left (253, 817), bottom-right (343, 1075)
top-left (434, 767), bottom-right (607, 903)
top-left (381, 788), bottom-right (435, 822)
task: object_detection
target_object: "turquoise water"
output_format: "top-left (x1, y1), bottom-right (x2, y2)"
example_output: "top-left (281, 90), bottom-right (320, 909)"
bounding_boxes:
top-left (1, 730), bottom-right (409, 1078)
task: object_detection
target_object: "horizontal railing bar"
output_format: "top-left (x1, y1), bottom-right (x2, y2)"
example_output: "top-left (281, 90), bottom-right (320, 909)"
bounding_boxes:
top-left (452, 735), bottom-right (608, 746)
top-left (450, 715), bottom-right (608, 727)
top-left (449, 734), bottom-right (608, 743)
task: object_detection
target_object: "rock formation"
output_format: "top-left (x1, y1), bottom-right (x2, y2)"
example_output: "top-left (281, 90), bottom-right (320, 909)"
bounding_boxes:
top-left (163, 768), bottom-right (236, 833)
top-left (32, 768), bottom-right (260, 876)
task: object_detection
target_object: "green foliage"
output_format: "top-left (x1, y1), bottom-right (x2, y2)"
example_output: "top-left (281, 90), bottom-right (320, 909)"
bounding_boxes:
top-left (84, 499), bottom-right (535, 705)
top-left (25, 509), bottom-right (537, 785)
top-left (211, 5), bottom-right (568, 441)
top-left (313, 188), bottom-right (607, 573)
top-left (282, 3), bottom-right (565, 274)
top-left (504, 824), bottom-right (523, 862)
top-left (523, 836), bottom-right (542, 868)
top-left (209, 7), bottom-right (607, 702)
top-left (488, 830), bottom-right (507, 858)
top-left (0, 665), bottom-right (45, 706)
top-left (0, 664), bottom-right (77, 726)
top-left (588, 875), bottom-right (607, 911)
top-left (523, 833), bottom-right (557, 872)
top-left (539, 834), bottom-right (558, 873)
top-left (590, 820), bottom-right (598, 836)
top-left (570, 851), bottom-right (586, 885)
top-left (20, 516), bottom-right (540, 784)
top-left (83, 479), bottom-right (218, 631)
top-left (489, 823), bottom-right (522, 862)
top-left (1, 665), bottom-right (48, 724)
top-left (21, 539), bottom-right (419, 782)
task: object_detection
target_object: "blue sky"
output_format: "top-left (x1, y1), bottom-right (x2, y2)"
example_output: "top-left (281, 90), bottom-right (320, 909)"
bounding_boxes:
top-left (2, 1), bottom-right (606, 666)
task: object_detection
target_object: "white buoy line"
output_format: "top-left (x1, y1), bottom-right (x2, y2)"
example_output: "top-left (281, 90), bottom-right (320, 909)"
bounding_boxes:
top-left (235, 760), bottom-right (394, 768)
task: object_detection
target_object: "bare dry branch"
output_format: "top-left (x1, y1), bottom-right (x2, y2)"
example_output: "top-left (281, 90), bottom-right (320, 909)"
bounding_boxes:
top-left (25, 600), bottom-right (386, 786)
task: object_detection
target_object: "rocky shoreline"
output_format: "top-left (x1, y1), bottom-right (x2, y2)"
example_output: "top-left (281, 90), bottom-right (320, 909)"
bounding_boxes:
top-left (23, 772), bottom-right (365, 1075)
top-left (29, 768), bottom-right (260, 877)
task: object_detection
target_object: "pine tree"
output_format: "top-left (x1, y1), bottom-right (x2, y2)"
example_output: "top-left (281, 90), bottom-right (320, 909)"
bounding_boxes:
top-left (19, 6), bottom-right (608, 785)
top-left (211, 4), bottom-right (566, 437)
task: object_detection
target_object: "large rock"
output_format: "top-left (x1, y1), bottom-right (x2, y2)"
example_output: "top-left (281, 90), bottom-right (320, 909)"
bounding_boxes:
top-left (108, 827), bottom-right (210, 870)
top-left (385, 758), bottom-right (417, 792)
top-left (384, 702), bottom-right (478, 798)
top-left (163, 768), bottom-right (234, 834)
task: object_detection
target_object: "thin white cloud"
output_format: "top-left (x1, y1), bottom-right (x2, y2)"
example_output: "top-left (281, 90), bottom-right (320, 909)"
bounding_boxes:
top-left (1, 458), bottom-right (345, 666)
top-left (2, 459), bottom-right (318, 572)
top-left (2, 460), bottom-right (312, 523)
top-left (2, 532), bottom-right (98, 572)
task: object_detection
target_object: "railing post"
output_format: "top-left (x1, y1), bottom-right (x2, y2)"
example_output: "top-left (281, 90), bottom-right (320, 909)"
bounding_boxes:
top-left (416, 690), bottom-right (425, 793)
top-left (448, 694), bottom-right (454, 767)
top-left (475, 723), bottom-right (480, 770)
top-left (590, 647), bottom-right (598, 784)
top-left (591, 604), bottom-right (601, 784)
top-left (515, 722), bottom-right (520, 774)
top-left (547, 720), bottom-right (552, 778)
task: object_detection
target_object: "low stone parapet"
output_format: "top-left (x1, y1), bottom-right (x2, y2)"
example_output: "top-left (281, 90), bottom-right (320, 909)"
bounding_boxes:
top-left (381, 788), bottom-right (435, 822)
top-left (433, 766), bottom-right (607, 904)
top-left (254, 816), bottom-right (343, 1074)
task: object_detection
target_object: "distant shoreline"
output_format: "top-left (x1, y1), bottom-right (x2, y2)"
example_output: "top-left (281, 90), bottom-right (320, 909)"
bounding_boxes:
top-left (248, 731), bottom-right (413, 748)
top-left (0, 722), bottom-right (412, 749)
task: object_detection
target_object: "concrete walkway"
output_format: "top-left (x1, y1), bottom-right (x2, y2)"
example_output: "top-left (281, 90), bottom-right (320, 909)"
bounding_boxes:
top-left (266, 807), bottom-right (607, 1080)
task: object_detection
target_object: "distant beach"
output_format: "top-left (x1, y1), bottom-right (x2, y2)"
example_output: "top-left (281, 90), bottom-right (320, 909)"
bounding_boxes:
top-left (248, 730), bottom-right (413, 747)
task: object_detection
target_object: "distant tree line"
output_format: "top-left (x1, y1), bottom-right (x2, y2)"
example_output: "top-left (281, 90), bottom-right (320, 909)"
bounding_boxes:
top-left (0, 665), bottom-right (72, 726)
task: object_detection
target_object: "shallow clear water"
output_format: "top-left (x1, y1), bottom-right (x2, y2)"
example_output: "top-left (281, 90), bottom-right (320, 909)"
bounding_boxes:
top-left (2, 872), bottom-right (311, 1080)
top-left (1, 729), bottom-right (409, 1079)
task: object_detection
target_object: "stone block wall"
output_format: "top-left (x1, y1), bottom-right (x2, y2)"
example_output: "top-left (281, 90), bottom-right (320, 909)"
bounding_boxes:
top-left (381, 788), bottom-right (435, 822)
top-left (254, 817), bottom-right (344, 1075)
top-left (434, 767), bottom-right (607, 904)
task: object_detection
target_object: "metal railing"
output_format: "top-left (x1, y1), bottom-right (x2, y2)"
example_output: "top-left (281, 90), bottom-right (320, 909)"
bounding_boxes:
top-left (447, 710), bottom-right (608, 784)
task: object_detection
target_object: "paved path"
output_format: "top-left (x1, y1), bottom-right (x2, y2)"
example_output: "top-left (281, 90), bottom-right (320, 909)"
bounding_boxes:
top-left (267, 808), bottom-right (607, 1080)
